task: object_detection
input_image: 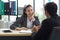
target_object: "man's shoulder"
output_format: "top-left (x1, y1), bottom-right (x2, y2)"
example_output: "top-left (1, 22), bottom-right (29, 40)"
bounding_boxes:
top-left (42, 16), bottom-right (60, 24)
top-left (42, 18), bottom-right (50, 22)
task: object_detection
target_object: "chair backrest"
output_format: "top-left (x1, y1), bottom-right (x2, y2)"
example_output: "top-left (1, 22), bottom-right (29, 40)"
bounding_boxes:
top-left (49, 27), bottom-right (60, 40)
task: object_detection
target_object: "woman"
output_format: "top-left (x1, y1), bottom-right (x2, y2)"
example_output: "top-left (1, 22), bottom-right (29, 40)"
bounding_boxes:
top-left (10, 5), bottom-right (40, 31)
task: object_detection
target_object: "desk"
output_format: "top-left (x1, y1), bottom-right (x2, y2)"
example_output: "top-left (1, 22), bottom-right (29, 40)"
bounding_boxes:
top-left (0, 29), bottom-right (32, 36)
top-left (0, 29), bottom-right (32, 40)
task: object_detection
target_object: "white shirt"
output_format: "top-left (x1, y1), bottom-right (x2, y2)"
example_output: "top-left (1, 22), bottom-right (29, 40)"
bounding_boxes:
top-left (27, 18), bottom-right (33, 29)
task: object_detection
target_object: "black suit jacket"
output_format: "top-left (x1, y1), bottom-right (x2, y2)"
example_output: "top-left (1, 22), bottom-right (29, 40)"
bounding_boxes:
top-left (10, 16), bottom-right (40, 30)
top-left (33, 16), bottom-right (60, 40)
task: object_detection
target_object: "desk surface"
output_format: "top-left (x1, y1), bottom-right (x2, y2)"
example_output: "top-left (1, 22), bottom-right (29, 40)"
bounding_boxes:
top-left (0, 29), bottom-right (32, 36)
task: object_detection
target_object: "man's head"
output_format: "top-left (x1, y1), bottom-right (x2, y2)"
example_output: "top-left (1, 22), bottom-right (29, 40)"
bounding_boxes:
top-left (44, 2), bottom-right (58, 17)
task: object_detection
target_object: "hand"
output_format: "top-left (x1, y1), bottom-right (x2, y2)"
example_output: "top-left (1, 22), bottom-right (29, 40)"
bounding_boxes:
top-left (28, 13), bottom-right (35, 21)
top-left (15, 27), bottom-right (22, 31)
top-left (21, 27), bottom-right (27, 30)
top-left (31, 16), bottom-right (35, 21)
top-left (32, 25), bottom-right (40, 32)
top-left (31, 13), bottom-right (35, 21)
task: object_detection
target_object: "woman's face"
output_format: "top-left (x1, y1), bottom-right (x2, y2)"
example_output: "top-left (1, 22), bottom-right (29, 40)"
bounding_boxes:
top-left (25, 7), bottom-right (34, 17)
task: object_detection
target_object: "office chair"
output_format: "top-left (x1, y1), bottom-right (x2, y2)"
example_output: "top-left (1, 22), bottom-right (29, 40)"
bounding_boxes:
top-left (49, 27), bottom-right (60, 40)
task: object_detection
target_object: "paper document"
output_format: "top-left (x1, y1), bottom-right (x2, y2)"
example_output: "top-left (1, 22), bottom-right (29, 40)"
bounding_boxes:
top-left (19, 29), bottom-right (32, 33)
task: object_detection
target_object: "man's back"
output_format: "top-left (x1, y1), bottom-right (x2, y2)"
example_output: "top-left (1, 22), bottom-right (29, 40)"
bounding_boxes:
top-left (33, 16), bottom-right (60, 40)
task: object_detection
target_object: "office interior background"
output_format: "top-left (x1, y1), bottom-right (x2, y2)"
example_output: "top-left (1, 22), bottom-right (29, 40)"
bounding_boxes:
top-left (0, 0), bottom-right (59, 28)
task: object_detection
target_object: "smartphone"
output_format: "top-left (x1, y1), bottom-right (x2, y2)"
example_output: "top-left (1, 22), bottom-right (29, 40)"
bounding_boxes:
top-left (3, 30), bottom-right (12, 33)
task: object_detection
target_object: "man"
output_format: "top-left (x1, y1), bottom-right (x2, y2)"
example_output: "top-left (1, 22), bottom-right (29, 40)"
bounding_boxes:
top-left (32, 2), bottom-right (60, 40)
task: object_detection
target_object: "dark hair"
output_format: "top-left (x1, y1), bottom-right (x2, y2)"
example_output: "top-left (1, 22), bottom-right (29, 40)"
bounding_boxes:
top-left (22, 4), bottom-right (32, 17)
top-left (44, 2), bottom-right (58, 16)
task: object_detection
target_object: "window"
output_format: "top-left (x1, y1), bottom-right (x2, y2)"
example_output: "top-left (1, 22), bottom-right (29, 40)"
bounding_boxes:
top-left (2, 0), bottom-right (8, 2)
top-left (18, 0), bottom-right (33, 7)
top-left (2, 0), bottom-right (59, 22)
top-left (10, 16), bottom-right (17, 22)
top-left (10, 0), bottom-right (17, 22)
top-left (2, 15), bottom-right (8, 22)
top-left (2, 0), bottom-right (17, 22)
top-left (1, 0), bottom-right (9, 22)
top-left (2, 0), bottom-right (33, 22)
top-left (18, 0), bottom-right (33, 15)
top-left (35, 0), bottom-right (45, 23)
